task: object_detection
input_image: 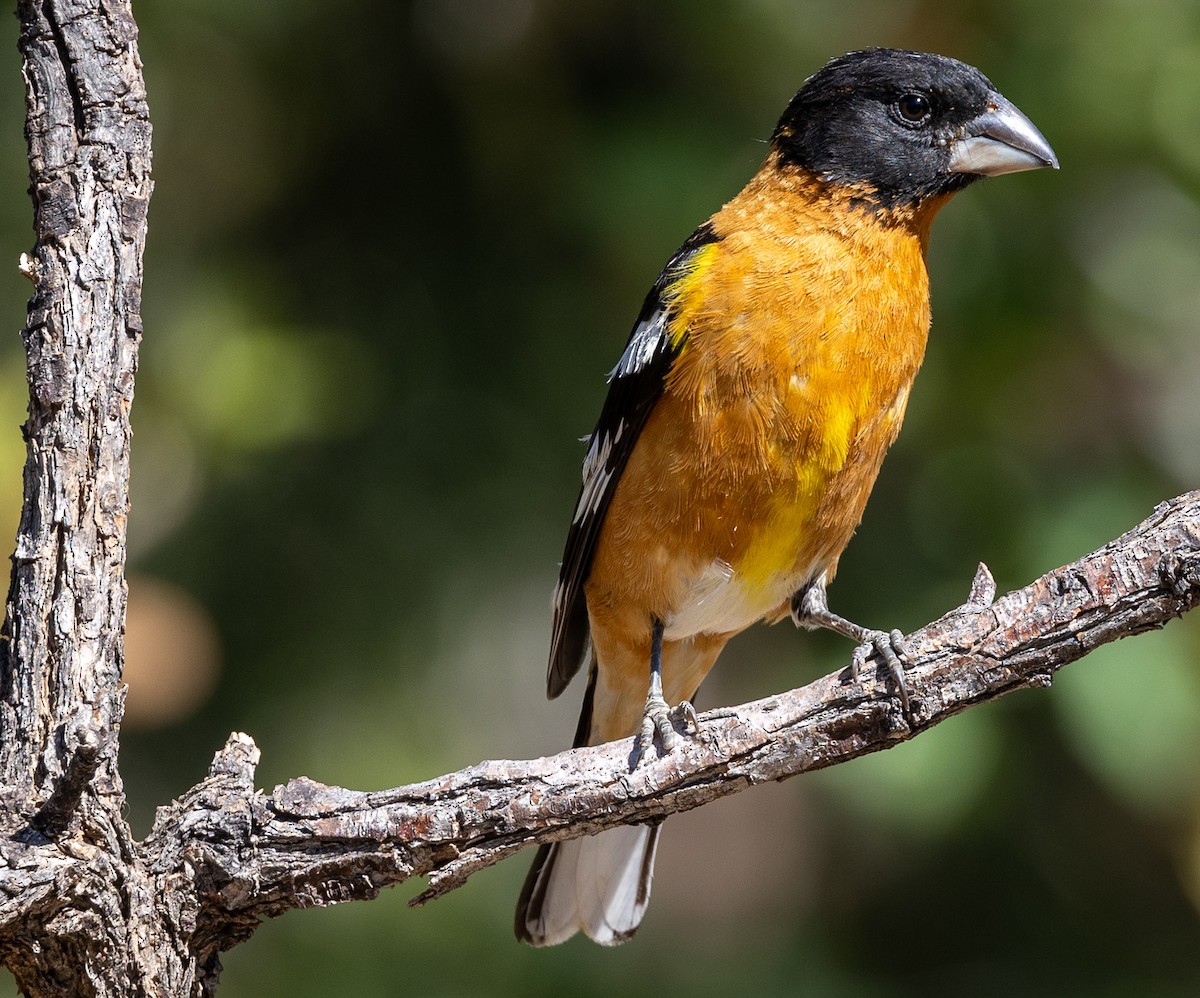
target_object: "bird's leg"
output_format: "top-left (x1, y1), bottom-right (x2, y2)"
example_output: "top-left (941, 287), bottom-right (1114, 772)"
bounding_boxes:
top-left (638, 617), bottom-right (699, 759)
top-left (790, 575), bottom-right (912, 718)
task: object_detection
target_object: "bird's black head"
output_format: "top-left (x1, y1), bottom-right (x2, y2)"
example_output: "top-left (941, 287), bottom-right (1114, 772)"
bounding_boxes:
top-left (773, 48), bottom-right (1057, 207)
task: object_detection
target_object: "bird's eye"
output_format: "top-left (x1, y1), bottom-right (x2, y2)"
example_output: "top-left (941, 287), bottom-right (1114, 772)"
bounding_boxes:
top-left (895, 93), bottom-right (932, 124)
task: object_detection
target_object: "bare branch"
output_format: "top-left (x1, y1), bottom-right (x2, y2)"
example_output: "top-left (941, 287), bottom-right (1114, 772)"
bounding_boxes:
top-left (140, 491), bottom-right (1199, 951)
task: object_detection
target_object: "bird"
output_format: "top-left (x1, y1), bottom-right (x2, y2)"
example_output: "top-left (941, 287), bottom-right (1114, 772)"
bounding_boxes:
top-left (515, 47), bottom-right (1057, 947)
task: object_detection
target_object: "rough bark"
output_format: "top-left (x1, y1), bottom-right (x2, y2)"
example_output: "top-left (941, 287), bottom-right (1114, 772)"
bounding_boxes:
top-left (1, 0), bottom-right (161, 994)
top-left (1, 1), bottom-right (1198, 995)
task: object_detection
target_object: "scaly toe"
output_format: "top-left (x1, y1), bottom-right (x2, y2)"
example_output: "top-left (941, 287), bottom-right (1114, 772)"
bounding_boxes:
top-left (670, 700), bottom-right (698, 734)
top-left (638, 695), bottom-right (676, 759)
top-left (850, 643), bottom-right (869, 681)
top-left (636, 696), bottom-right (700, 762)
top-left (851, 629), bottom-right (912, 720)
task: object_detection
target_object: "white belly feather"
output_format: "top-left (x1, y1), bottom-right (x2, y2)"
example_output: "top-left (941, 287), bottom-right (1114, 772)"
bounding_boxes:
top-left (663, 557), bottom-right (814, 640)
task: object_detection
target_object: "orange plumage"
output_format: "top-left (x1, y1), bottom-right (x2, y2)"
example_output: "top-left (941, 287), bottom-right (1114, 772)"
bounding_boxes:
top-left (517, 48), bottom-right (1056, 947)
top-left (585, 162), bottom-right (942, 739)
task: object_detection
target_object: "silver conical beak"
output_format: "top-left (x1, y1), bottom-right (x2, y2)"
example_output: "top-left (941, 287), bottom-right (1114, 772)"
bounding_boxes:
top-left (948, 93), bottom-right (1059, 177)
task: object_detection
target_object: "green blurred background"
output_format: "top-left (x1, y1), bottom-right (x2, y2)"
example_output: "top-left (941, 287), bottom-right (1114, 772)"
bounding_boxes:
top-left (3, 0), bottom-right (1200, 994)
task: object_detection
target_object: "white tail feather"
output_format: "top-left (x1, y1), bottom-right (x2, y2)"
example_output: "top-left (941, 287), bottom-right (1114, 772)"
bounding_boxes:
top-left (519, 825), bottom-right (658, 946)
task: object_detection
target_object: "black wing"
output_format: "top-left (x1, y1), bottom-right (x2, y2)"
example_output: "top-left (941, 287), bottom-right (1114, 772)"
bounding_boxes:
top-left (546, 223), bottom-right (719, 698)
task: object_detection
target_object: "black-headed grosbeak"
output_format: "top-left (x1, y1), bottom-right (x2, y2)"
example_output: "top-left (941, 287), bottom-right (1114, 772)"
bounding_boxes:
top-left (516, 48), bottom-right (1057, 947)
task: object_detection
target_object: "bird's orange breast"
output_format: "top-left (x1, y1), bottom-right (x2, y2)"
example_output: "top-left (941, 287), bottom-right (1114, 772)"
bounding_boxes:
top-left (586, 160), bottom-right (942, 642)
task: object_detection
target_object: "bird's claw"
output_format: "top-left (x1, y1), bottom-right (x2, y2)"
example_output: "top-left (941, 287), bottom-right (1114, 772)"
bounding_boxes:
top-left (850, 628), bottom-right (912, 720)
top-left (638, 697), bottom-right (698, 760)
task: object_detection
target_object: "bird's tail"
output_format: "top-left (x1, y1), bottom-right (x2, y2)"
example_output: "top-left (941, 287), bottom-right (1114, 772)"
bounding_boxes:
top-left (514, 822), bottom-right (660, 946)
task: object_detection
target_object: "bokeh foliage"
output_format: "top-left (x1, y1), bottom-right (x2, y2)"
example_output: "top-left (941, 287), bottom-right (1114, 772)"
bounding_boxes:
top-left (2, 0), bottom-right (1200, 993)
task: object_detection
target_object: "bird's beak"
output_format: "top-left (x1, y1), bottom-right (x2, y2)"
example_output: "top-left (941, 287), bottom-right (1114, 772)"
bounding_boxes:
top-left (948, 93), bottom-right (1058, 176)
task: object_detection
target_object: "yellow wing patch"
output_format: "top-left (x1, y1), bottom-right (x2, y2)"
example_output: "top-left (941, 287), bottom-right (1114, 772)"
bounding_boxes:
top-left (661, 242), bottom-right (720, 352)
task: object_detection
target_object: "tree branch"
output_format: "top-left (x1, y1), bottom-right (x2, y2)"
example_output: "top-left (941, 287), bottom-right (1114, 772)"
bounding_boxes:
top-left (139, 491), bottom-right (1199, 953)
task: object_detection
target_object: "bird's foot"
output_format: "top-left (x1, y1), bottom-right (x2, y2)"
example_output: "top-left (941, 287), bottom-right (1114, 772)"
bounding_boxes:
top-left (637, 695), bottom-right (698, 760)
top-left (850, 628), bottom-right (912, 720)
top-left (789, 579), bottom-right (914, 723)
